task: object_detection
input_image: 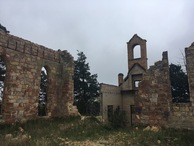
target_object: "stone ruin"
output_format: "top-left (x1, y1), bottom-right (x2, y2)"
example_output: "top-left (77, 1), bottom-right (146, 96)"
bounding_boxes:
top-left (1, 31), bottom-right (194, 129)
top-left (100, 34), bottom-right (194, 129)
top-left (0, 31), bottom-right (79, 123)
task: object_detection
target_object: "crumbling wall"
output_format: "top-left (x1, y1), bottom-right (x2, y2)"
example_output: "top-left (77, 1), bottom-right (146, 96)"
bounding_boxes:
top-left (167, 43), bottom-right (194, 129)
top-left (0, 31), bottom-right (78, 123)
top-left (186, 42), bottom-right (194, 106)
top-left (133, 52), bottom-right (171, 126)
top-left (100, 35), bottom-right (194, 129)
top-left (168, 103), bottom-right (193, 129)
top-left (133, 47), bottom-right (194, 129)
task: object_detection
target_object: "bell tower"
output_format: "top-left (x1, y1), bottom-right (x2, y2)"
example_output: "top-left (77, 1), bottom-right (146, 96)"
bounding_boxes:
top-left (127, 34), bottom-right (147, 71)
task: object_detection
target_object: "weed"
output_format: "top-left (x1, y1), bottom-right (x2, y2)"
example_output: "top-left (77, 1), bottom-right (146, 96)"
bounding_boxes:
top-left (0, 117), bottom-right (194, 146)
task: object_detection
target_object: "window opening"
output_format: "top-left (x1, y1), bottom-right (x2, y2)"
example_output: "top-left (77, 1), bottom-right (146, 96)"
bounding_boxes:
top-left (0, 56), bottom-right (6, 116)
top-left (38, 67), bottom-right (48, 116)
top-left (134, 80), bottom-right (141, 88)
top-left (107, 105), bottom-right (113, 122)
top-left (133, 45), bottom-right (141, 59)
top-left (132, 74), bottom-right (142, 90)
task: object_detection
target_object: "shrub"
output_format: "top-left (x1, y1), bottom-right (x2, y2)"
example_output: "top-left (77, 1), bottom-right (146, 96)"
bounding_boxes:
top-left (109, 106), bottom-right (126, 128)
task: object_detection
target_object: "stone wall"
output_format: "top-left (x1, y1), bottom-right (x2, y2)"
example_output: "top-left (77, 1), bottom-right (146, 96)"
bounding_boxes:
top-left (168, 103), bottom-right (194, 129)
top-left (133, 52), bottom-right (171, 126)
top-left (100, 83), bottom-right (122, 122)
top-left (127, 34), bottom-right (147, 71)
top-left (186, 42), bottom-right (194, 106)
top-left (100, 35), bottom-right (194, 129)
top-left (165, 43), bottom-right (194, 129)
top-left (0, 31), bottom-right (78, 123)
top-left (166, 42), bottom-right (194, 129)
top-left (122, 90), bottom-right (136, 126)
top-left (133, 47), bottom-right (194, 129)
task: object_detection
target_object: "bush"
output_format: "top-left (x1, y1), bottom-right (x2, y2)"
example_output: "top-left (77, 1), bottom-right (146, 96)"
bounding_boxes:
top-left (109, 106), bottom-right (126, 128)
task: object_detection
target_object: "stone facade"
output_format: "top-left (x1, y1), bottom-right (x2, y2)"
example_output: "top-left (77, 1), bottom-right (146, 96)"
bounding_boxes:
top-left (166, 43), bottom-right (194, 129)
top-left (100, 34), bottom-right (194, 129)
top-left (100, 84), bottom-right (122, 122)
top-left (134, 52), bottom-right (171, 126)
top-left (100, 34), bottom-right (147, 125)
top-left (0, 31), bottom-right (78, 123)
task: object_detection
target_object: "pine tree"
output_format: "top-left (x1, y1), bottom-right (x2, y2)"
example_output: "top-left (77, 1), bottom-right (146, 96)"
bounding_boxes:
top-left (0, 57), bottom-right (6, 102)
top-left (38, 69), bottom-right (47, 116)
top-left (169, 63), bottom-right (190, 103)
top-left (0, 24), bottom-right (9, 33)
top-left (74, 51), bottom-right (100, 115)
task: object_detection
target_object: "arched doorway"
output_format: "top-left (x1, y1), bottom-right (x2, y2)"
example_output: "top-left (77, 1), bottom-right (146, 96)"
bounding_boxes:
top-left (0, 56), bottom-right (6, 116)
top-left (38, 67), bottom-right (48, 116)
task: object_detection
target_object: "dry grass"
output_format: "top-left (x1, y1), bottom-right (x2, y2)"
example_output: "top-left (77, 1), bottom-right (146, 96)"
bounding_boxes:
top-left (0, 116), bottom-right (194, 146)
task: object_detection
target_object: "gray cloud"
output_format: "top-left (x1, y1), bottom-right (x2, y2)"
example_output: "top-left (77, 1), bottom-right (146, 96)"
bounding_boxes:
top-left (1, 0), bottom-right (194, 85)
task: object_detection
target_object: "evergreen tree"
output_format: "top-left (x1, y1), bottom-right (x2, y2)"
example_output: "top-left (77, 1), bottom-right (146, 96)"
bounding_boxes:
top-left (74, 51), bottom-right (100, 115)
top-left (0, 57), bottom-right (6, 102)
top-left (169, 63), bottom-right (189, 103)
top-left (38, 69), bottom-right (47, 116)
top-left (0, 24), bottom-right (9, 33)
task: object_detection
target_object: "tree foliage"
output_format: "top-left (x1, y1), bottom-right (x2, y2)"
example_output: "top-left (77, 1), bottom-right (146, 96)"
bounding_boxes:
top-left (0, 23), bottom-right (9, 33)
top-left (74, 51), bottom-right (100, 115)
top-left (169, 63), bottom-right (189, 103)
top-left (38, 68), bottom-right (47, 116)
top-left (0, 57), bottom-right (6, 102)
top-left (109, 106), bottom-right (126, 129)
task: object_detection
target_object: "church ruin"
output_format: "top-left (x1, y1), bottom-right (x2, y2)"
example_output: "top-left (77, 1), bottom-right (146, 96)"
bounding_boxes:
top-left (0, 31), bottom-right (78, 123)
top-left (100, 34), bottom-right (194, 129)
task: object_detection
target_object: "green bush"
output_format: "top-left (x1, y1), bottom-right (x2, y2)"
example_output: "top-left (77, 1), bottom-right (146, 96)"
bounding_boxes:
top-left (109, 106), bottom-right (126, 129)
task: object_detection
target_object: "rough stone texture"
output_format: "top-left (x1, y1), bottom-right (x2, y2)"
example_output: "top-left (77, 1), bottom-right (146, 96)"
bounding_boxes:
top-left (166, 43), bottom-right (194, 129)
top-left (100, 34), bottom-right (147, 125)
top-left (100, 83), bottom-right (122, 122)
top-left (133, 52), bottom-right (172, 126)
top-left (186, 43), bottom-right (194, 105)
top-left (0, 31), bottom-right (78, 123)
top-left (127, 34), bottom-right (147, 71)
top-left (167, 103), bottom-right (194, 129)
top-left (101, 34), bottom-right (194, 129)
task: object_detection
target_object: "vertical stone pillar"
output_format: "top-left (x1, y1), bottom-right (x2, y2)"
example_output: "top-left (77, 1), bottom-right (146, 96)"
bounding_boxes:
top-left (185, 42), bottom-right (194, 106)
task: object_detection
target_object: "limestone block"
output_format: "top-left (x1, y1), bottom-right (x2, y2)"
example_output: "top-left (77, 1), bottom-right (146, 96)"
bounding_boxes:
top-left (9, 99), bottom-right (16, 103)
top-left (150, 93), bottom-right (158, 103)
top-left (180, 106), bottom-right (190, 112)
top-left (172, 106), bottom-right (180, 112)
top-left (13, 103), bottom-right (19, 107)
top-left (18, 111), bottom-right (24, 117)
top-left (173, 112), bottom-right (181, 117)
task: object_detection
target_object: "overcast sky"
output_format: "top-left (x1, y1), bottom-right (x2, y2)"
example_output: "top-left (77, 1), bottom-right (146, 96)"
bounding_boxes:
top-left (1, 0), bottom-right (194, 85)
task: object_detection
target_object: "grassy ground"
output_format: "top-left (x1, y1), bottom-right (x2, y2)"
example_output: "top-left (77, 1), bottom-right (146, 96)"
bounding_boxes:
top-left (0, 116), bottom-right (194, 146)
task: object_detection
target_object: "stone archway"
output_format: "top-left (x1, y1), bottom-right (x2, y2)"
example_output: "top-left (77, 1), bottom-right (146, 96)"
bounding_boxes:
top-left (0, 31), bottom-right (79, 123)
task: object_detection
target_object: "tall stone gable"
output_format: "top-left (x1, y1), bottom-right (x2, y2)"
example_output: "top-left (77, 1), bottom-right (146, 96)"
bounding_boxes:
top-left (0, 31), bottom-right (78, 123)
top-left (101, 34), bottom-right (194, 129)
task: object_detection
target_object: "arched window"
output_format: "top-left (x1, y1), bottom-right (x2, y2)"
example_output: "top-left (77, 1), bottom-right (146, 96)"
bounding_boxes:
top-left (38, 67), bottom-right (48, 116)
top-left (0, 56), bottom-right (6, 116)
top-left (133, 45), bottom-right (141, 59)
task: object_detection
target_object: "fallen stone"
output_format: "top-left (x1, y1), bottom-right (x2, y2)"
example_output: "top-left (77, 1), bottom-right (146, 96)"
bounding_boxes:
top-left (5, 134), bottom-right (13, 141)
